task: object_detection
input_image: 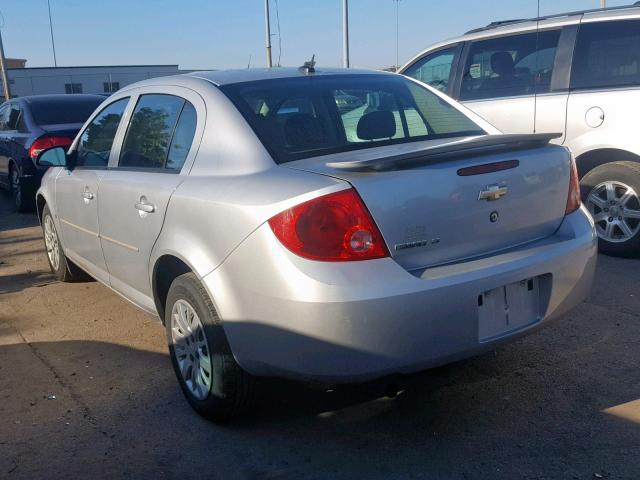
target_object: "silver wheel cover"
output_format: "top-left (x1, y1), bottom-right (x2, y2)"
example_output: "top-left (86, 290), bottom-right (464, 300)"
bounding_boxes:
top-left (170, 299), bottom-right (212, 400)
top-left (43, 215), bottom-right (60, 271)
top-left (587, 180), bottom-right (640, 243)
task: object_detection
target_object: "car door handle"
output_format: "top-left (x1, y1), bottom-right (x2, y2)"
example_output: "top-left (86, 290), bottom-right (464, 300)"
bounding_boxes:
top-left (134, 200), bottom-right (155, 213)
top-left (81, 190), bottom-right (94, 200)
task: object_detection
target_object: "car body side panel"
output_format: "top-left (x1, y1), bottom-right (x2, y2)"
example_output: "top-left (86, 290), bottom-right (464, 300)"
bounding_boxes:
top-left (564, 88), bottom-right (640, 159)
top-left (150, 168), bottom-right (348, 282)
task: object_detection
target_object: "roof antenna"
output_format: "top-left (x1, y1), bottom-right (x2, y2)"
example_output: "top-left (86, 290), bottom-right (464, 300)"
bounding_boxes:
top-left (299, 54), bottom-right (316, 74)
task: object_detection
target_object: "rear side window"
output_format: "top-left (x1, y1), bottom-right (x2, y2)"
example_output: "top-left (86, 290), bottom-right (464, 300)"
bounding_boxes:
top-left (403, 45), bottom-right (459, 92)
top-left (76, 98), bottom-right (129, 168)
top-left (460, 30), bottom-right (561, 101)
top-left (571, 20), bottom-right (640, 90)
top-left (119, 94), bottom-right (196, 170)
top-left (221, 74), bottom-right (484, 163)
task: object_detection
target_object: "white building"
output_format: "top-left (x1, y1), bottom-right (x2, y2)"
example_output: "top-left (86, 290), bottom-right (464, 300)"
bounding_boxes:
top-left (2, 64), bottom-right (193, 99)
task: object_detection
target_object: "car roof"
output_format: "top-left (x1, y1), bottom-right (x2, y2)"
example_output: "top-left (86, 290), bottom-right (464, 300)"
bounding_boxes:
top-left (401, 3), bottom-right (640, 71)
top-left (185, 67), bottom-right (392, 86)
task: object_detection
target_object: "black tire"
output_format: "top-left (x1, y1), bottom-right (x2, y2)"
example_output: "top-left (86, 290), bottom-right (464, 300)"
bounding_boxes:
top-left (580, 161), bottom-right (640, 257)
top-left (41, 204), bottom-right (86, 282)
top-left (10, 164), bottom-right (34, 213)
top-left (165, 272), bottom-right (255, 422)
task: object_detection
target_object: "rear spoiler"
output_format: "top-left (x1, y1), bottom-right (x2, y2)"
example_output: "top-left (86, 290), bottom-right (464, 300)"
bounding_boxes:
top-left (325, 133), bottom-right (563, 172)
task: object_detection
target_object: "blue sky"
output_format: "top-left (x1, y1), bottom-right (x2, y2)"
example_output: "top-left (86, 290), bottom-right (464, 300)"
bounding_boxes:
top-left (1, 0), bottom-right (632, 70)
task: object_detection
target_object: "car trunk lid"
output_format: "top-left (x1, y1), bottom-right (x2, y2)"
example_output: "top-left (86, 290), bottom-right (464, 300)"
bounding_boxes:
top-left (283, 134), bottom-right (570, 270)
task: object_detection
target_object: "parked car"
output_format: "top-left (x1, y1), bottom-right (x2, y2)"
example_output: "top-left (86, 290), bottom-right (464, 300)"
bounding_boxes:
top-left (34, 68), bottom-right (596, 421)
top-left (0, 94), bottom-right (105, 211)
top-left (401, 3), bottom-right (640, 256)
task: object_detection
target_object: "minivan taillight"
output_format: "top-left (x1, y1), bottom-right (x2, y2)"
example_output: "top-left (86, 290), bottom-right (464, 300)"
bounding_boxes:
top-left (565, 154), bottom-right (581, 215)
top-left (268, 188), bottom-right (389, 261)
top-left (29, 136), bottom-right (73, 160)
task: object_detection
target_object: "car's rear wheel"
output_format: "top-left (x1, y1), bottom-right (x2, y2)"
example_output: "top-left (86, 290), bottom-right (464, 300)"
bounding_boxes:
top-left (581, 161), bottom-right (640, 257)
top-left (42, 204), bottom-right (86, 282)
top-left (165, 272), bottom-right (255, 421)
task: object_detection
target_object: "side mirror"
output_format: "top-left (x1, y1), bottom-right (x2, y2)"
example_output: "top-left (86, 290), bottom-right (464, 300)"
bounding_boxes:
top-left (36, 146), bottom-right (76, 170)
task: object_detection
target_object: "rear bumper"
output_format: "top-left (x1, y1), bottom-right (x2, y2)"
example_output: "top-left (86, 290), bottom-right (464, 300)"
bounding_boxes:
top-left (204, 207), bottom-right (597, 383)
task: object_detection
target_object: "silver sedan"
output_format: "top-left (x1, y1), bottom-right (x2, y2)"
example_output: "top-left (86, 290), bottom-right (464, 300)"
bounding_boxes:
top-left (35, 67), bottom-right (597, 421)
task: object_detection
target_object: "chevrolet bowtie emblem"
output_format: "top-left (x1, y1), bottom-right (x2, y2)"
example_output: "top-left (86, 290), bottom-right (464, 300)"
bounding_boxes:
top-left (478, 184), bottom-right (508, 201)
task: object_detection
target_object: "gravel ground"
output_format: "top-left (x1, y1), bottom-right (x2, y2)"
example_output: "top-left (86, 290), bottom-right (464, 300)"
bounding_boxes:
top-left (1, 192), bottom-right (639, 480)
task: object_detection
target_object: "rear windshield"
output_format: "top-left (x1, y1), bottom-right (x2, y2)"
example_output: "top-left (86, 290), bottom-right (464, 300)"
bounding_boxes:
top-left (220, 74), bottom-right (485, 163)
top-left (29, 97), bottom-right (103, 126)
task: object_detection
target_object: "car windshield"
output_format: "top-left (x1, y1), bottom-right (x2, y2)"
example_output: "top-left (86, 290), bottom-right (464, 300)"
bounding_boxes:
top-left (30, 97), bottom-right (103, 126)
top-left (220, 74), bottom-right (485, 163)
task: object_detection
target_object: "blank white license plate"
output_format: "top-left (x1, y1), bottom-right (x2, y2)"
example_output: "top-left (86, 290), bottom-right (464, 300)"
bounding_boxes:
top-left (478, 277), bottom-right (542, 342)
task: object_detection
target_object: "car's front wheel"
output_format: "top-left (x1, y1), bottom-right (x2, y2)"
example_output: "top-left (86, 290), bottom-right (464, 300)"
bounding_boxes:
top-left (581, 161), bottom-right (640, 257)
top-left (165, 272), bottom-right (255, 421)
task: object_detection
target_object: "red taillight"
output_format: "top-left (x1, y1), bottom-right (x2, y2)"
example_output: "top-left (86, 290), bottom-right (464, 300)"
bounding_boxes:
top-left (29, 136), bottom-right (73, 160)
top-left (565, 154), bottom-right (581, 215)
top-left (268, 188), bottom-right (389, 261)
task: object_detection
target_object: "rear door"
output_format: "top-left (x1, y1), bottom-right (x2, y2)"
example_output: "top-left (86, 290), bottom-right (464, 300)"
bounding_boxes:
top-left (565, 17), bottom-right (640, 157)
top-left (457, 30), bottom-right (561, 134)
top-left (98, 87), bottom-right (202, 311)
top-left (55, 97), bottom-right (130, 283)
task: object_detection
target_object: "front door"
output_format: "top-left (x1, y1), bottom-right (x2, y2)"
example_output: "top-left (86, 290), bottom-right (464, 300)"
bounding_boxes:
top-left (98, 90), bottom-right (200, 311)
top-left (54, 97), bottom-right (130, 283)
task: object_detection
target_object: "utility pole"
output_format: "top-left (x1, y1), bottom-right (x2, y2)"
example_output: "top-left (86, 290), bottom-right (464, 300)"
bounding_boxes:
top-left (264, 0), bottom-right (273, 68)
top-left (0, 30), bottom-right (11, 100)
top-left (48, 0), bottom-right (58, 67)
top-left (342, 0), bottom-right (349, 68)
top-left (394, 0), bottom-right (402, 71)
top-left (600, 0), bottom-right (606, 8)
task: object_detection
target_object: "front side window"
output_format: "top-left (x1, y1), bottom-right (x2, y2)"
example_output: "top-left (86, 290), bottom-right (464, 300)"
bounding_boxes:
top-left (571, 20), bottom-right (640, 90)
top-left (403, 45), bottom-right (459, 92)
top-left (221, 74), bottom-right (484, 163)
top-left (460, 30), bottom-right (560, 101)
top-left (119, 94), bottom-right (195, 170)
top-left (76, 97), bottom-right (129, 168)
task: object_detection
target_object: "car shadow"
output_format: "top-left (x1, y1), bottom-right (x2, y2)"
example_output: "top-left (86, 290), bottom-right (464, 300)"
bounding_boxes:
top-left (2, 315), bottom-right (639, 480)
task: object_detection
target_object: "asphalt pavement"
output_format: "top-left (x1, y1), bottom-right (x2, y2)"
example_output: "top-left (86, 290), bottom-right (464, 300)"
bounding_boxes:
top-left (1, 191), bottom-right (639, 480)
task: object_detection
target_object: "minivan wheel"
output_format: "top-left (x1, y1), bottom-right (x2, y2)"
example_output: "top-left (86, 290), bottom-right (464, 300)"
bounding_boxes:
top-left (165, 272), bottom-right (255, 421)
top-left (581, 161), bottom-right (640, 257)
top-left (41, 205), bottom-right (86, 282)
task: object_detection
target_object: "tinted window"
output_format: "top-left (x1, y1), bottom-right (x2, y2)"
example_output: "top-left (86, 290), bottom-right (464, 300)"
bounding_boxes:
top-left (0, 105), bottom-right (10, 131)
top-left (221, 75), bottom-right (484, 163)
top-left (76, 98), bottom-right (129, 168)
top-left (166, 102), bottom-right (197, 170)
top-left (571, 20), bottom-right (640, 90)
top-left (460, 30), bottom-right (560, 100)
top-left (29, 97), bottom-right (103, 125)
top-left (403, 45), bottom-right (458, 92)
top-left (119, 94), bottom-right (188, 169)
top-left (7, 106), bottom-right (21, 130)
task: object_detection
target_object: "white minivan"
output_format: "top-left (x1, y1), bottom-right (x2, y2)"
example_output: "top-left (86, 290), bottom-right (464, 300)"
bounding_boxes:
top-left (401, 4), bottom-right (640, 256)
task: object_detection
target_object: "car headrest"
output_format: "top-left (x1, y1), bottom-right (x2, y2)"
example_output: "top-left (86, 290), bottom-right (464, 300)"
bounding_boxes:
top-left (284, 114), bottom-right (326, 150)
top-left (491, 51), bottom-right (515, 76)
top-left (357, 110), bottom-right (396, 140)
